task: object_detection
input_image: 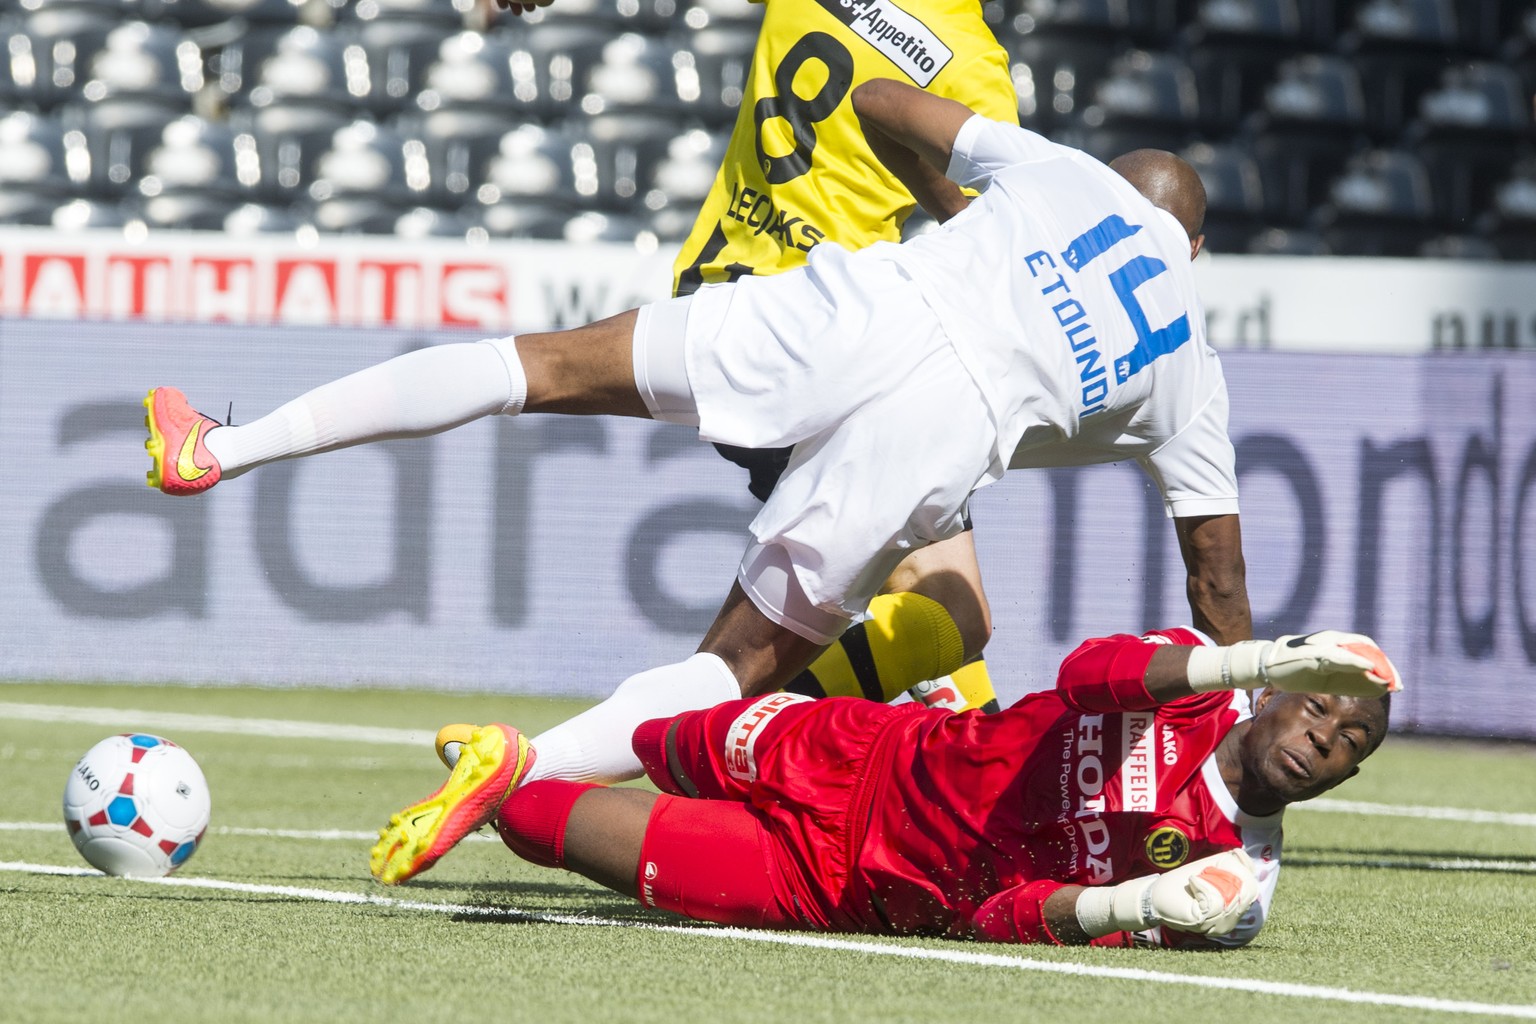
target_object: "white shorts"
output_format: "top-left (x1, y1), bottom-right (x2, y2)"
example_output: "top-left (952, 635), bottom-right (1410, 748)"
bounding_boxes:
top-left (638, 250), bottom-right (1000, 644)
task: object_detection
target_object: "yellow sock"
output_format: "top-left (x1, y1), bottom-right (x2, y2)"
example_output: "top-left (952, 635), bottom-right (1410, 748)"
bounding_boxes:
top-left (948, 657), bottom-right (1003, 713)
top-left (785, 592), bottom-right (965, 704)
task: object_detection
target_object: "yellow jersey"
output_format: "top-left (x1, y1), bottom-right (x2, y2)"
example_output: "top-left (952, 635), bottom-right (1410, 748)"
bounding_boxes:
top-left (672, 0), bottom-right (1018, 295)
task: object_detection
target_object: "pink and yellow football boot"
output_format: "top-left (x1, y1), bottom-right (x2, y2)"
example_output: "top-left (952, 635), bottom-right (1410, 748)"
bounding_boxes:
top-left (369, 723), bottom-right (536, 886)
top-left (143, 387), bottom-right (222, 496)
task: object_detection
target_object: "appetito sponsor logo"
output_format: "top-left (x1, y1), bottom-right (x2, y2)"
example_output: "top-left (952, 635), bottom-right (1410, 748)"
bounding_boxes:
top-left (2, 246), bottom-right (512, 328)
top-left (818, 0), bottom-right (954, 87)
top-left (723, 693), bottom-right (811, 783)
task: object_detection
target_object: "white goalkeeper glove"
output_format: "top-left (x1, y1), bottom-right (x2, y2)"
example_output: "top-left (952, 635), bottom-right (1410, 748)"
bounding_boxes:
top-left (1075, 849), bottom-right (1260, 938)
top-left (1186, 630), bottom-right (1402, 697)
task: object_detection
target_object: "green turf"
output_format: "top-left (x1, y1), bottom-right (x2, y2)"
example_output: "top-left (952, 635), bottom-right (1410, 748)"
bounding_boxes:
top-left (2, 681), bottom-right (1533, 1024)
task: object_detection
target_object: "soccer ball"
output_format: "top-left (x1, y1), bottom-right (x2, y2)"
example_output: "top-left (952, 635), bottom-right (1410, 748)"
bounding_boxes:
top-left (62, 734), bottom-right (211, 878)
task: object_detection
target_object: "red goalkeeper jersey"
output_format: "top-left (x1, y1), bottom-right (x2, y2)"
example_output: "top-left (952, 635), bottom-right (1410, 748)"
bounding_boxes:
top-left (637, 629), bottom-right (1284, 946)
top-left (844, 628), bottom-right (1284, 946)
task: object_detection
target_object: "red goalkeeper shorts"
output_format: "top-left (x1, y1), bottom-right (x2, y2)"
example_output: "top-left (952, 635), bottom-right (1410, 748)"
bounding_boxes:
top-left (632, 693), bottom-right (919, 931)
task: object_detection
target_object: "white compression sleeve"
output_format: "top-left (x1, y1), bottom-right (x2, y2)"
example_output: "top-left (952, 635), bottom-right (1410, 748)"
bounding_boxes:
top-left (524, 652), bottom-right (741, 784)
top-left (204, 338), bottom-right (527, 477)
top-left (630, 297), bottom-right (698, 427)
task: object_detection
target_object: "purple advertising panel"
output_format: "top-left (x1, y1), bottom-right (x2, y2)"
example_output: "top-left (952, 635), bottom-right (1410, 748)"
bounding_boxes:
top-left (1, 321), bottom-right (1530, 739)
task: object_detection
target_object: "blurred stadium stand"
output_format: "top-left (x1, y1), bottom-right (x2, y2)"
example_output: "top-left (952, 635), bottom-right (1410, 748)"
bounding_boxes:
top-left (0, 0), bottom-right (1530, 257)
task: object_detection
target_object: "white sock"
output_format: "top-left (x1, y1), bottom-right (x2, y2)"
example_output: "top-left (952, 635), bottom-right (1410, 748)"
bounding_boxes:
top-left (524, 652), bottom-right (742, 784)
top-left (204, 337), bottom-right (527, 477)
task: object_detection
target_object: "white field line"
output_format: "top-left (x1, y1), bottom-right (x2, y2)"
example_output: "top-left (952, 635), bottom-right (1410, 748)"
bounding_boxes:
top-left (2, 860), bottom-right (1533, 1019)
top-left (5, 701), bottom-right (1534, 828)
top-left (1297, 798), bottom-right (1536, 828)
top-left (0, 821), bottom-right (493, 843)
top-left (7, 822), bottom-right (1531, 871)
top-left (0, 701), bottom-right (434, 747)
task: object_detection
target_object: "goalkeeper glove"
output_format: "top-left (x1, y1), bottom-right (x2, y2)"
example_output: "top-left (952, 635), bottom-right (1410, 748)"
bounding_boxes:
top-left (1074, 849), bottom-right (1260, 938)
top-left (1186, 630), bottom-right (1402, 697)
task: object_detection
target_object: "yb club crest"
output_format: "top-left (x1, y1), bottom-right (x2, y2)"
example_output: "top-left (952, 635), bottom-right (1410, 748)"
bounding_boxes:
top-left (1144, 825), bottom-right (1190, 868)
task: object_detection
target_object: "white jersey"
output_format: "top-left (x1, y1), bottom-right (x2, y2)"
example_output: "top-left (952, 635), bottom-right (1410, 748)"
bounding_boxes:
top-left (655, 115), bottom-right (1241, 633)
top-left (882, 115), bottom-right (1239, 518)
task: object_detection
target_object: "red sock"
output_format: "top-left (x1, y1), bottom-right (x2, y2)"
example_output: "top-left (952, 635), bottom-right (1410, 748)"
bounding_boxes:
top-left (495, 780), bottom-right (600, 868)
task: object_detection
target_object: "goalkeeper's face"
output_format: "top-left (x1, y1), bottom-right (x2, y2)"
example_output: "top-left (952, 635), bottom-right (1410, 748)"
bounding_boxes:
top-left (1241, 689), bottom-right (1390, 806)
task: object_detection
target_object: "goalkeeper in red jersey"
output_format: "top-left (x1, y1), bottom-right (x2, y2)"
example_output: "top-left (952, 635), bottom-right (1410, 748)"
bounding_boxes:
top-left (465, 627), bottom-right (1399, 947)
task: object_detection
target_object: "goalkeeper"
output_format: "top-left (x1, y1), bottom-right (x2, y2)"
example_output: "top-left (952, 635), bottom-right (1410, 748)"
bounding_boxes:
top-left (445, 627), bottom-right (1398, 947)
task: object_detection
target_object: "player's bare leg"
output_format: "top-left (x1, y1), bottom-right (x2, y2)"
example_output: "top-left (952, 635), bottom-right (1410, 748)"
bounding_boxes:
top-left (144, 310), bottom-right (653, 493)
top-left (696, 583), bottom-right (829, 697)
top-left (518, 310), bottom-right (651, 418)
top-left (886, 533), bottom-right (1000, 712)
top-left (558, 787), bottom-right (658, 897)
top-left (880, 532), bottom-right (991, 659)
top-left (787, 531), bottom-right (1001, 712)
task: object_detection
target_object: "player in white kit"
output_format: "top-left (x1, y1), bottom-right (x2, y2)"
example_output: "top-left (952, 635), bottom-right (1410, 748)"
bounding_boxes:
top-left (143, 80), bottom-right (1259, 884)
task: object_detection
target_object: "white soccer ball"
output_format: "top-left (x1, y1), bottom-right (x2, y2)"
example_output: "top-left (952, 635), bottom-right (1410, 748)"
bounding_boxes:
top-left (62, 734), bottom-right (212, 878)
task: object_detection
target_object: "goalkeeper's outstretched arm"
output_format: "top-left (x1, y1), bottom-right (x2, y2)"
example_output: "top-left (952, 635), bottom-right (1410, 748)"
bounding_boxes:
top-left (1055, 629), bottom-right (1402, 714)
top-left (970, 850), bottom-right (1262, 947)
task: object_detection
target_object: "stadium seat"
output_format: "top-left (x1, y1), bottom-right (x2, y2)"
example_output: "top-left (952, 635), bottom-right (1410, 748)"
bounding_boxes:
top-left (418, 20), bottom-right (608, 122)
top-left (308, 120), bottom-right (436, 233)
top-left (560, 208), bottom-right (655, 245)
top-left (1181, 0), bottom-right (1308, 131)
top-left (136, 115), bottom-right (250, 229)
top-left (1000, 0), bottom-right (1161, 44)
top-left (1418, 233), bottom-right (1501, 259)
top-left (678, 0), bottom-right (764, 31)
top-left (1245, 224), bottom-right (1332, 254)
top-left (1242, 53), bottom-right (1370, 222)
top-left (351, 15), bottom-right (463, 118)
top-left (334, 0), bottom-right (465, 30)
top-left (1004, 2), bottom-right (1134, 131)
top-left (642, 126), bottom-right (726, 240)
top-left (413, 29), bottom-right (541, 138)
top-left (1403, 61), bottom-right (1534, 227)
top-left (1312, 147), bottom-right (1439, 255)
top-left (1500, 5), bottom-right (1536, 116)
top-left (70, 21), bottom-right (199, 198)
top-left (1338, 0), bottom-right (1461, 139)
top-left (139, 0), bottom-right (306, 30)
top-left (222, 199), bottom-right (306, 235)
top-left (568, 109), bottom-right (680, 213)
top-left (477, 122), bottom-right (581, 209)
top-left (477, 197), bottom-right (575, 239)
top-left (1183, 141), bottom-right (1266, 253)
top-left (674, 22), bottom-right (754, 127)
top-left (0, 110), bottom-right (87, 223)
top-left (512, 0), bottom-right (675, 36)
top-left (584, 31), bottom-right (700, 118)
top-left (1476, 159), bottom-right (1536, 260)
top-left (1452, 0), bottom-right (1507, 56)
top-left (6, 1), bottom-right (122, 111)
top-left (403, 104), bottom-right (519, 208)
top-left (51, 196), bottom-right (131, 231)
top-left (228, 25), bottom-right (369, 203)
top-left (1067, 49), bottom-right (1202, 162)
top-left (237, 25), bottom-right (367, 114)
top-left (197, 22), bottom-right (292, 110)
top-left (392, 204), bottom-right (478, 241)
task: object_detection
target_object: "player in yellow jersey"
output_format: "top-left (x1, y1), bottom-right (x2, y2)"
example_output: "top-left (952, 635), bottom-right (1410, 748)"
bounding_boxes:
top-left (679, 0), bottom-right (1018, 714)
top-left (496, 0), bottom-right (1019, 715)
